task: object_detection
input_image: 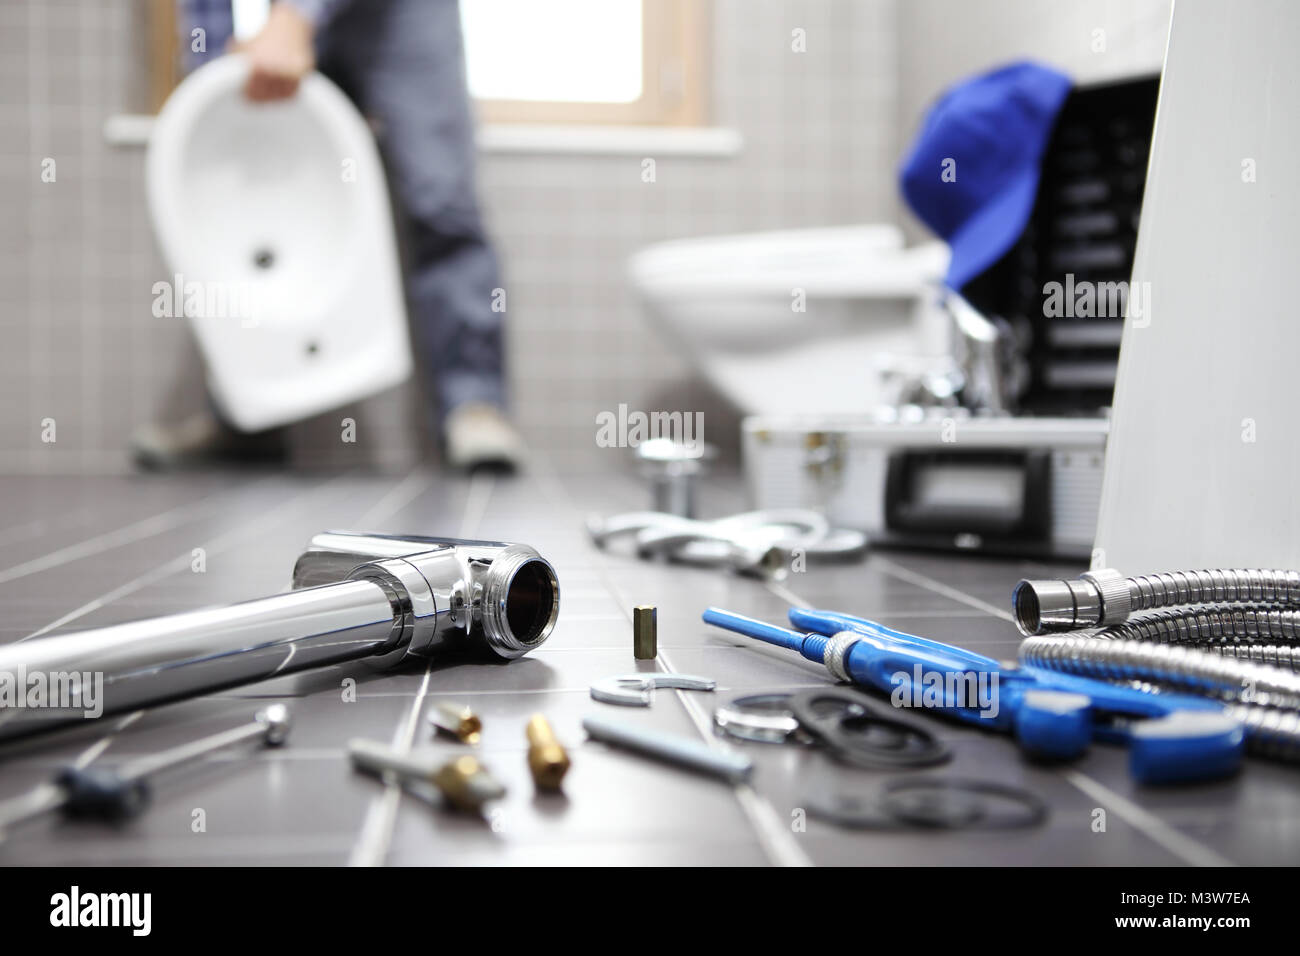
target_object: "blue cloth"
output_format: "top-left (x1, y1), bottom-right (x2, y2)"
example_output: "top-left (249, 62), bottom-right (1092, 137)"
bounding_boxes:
top-left (900, 62), bottom-right (1073, 292)
top-left (175, 0), bottom-right (506, 421)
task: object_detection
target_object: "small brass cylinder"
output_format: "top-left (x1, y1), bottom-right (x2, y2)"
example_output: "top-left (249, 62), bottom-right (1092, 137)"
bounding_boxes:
top-left (525, 714), bottom-right (571, 791)
top-left (428, 700), bottom-right (483, 745)
top-left (633, 605), bottom-right (657, 660)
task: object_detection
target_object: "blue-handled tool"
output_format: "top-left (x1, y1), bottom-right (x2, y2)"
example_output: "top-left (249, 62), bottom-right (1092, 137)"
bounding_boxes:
top-left (702, 607), bottom-right (1244, 784)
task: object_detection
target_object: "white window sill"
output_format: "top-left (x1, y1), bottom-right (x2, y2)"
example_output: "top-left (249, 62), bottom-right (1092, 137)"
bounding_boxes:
top-left (104, 113), bottom-right (742, 157)
top-left (476, 123), bottom-right (742, 156)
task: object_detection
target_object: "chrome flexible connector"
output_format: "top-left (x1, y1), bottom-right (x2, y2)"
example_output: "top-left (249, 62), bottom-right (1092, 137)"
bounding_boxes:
top-left (1020, 635), bottom-right (1300, 709)
top-left (1227, 704), bottom-right (1300, 759)
top-left (1095, 605), bottom-right (1300, 670)
top-left (1020, 634), bottom-right (1300, 757)
top-left (1013, 566), bottom-right (1300, 758)
top-left (1012, 568), bottom-right (1300, 636)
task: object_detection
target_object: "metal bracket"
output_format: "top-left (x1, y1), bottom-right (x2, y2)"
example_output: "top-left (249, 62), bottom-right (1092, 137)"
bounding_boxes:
top-left (590, 673), bottom-right (717, 707)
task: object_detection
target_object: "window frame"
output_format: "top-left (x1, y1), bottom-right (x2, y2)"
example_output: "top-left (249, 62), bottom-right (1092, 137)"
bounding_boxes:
top-left (148, 0), bottom-right (711, 127)
top-left (467, 0), bottom-right (710, 127)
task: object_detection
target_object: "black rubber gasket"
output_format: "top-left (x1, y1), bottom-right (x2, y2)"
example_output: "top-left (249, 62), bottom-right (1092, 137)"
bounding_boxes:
top-left (786, 688), bottom-right (950, 769)
top-left (804, 776), bottom-right (1047, 831)
top-left (880, 777), bottom-right (1049, 830)
top-left (804, 790), bottom-right (899, 830)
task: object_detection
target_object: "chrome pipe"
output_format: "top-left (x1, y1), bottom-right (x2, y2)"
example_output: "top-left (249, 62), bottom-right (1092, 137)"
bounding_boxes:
top-left (0, 532), bottom-right (560, 741)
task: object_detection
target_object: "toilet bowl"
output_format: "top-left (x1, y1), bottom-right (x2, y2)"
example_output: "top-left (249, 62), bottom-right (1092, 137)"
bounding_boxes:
top-left (146, 55), bottom-right (412, 432)
top-left (627, 226), bottom-right (950, 416)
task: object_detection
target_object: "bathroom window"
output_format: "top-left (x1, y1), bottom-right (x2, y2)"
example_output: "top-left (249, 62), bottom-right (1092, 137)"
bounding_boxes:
top-left (460, 0), bottom-right (709, 126)
top-left (147, 0), bottom-right (709, 126)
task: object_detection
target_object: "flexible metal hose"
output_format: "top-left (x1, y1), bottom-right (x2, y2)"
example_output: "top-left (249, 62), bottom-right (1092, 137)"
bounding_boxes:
top-left (1014, 568), bottom-right (1300, 759)
top-left (1096, 605), bottom-right (1300, 669)
top-left (1125, 569), bottom-right (1300, 613)
top-left (1020, 634), bottom-right (1300, 757)
top-left (1019, 635), bottom-right (1300, 708)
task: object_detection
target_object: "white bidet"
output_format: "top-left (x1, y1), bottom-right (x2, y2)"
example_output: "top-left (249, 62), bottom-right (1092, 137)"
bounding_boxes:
top-left (628, 225), bottom-right (949, 416)
top-left (146, 55), bottom-right (412, 432)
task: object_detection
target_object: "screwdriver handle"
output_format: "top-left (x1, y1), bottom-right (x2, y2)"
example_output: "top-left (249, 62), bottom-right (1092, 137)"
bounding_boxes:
top-left (348, 738), bottom-right (437, 784)
top-left (55, 766), bottom-right (151, 821)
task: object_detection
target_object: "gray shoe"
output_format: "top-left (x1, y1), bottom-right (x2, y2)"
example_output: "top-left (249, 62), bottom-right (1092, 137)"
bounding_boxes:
top-left (443, 403), bottom-right (525, 472)
top-left (130, 411), bottom-right (287, 471)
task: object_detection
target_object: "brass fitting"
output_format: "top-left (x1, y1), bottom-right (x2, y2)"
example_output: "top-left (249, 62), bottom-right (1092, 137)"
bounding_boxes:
top-left (525, 714), bottom-right (571, 791)
top-left (633, 605), bottom-right (658, 660)
top-left (428, 700), bottom-right (483, 745)
top-left (432, 755), bottom-right (505, 812)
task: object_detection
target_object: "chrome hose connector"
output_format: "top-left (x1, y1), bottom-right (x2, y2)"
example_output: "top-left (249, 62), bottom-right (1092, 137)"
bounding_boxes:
top-left (1082, 568), bottom-right (1132, 626)
top-left (1013, 567), bottom-right (1300, 636)
top-left (1012, 572), bottom-right (1117, 636)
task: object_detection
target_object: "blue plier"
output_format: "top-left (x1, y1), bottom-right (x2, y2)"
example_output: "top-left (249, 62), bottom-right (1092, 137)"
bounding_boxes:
top-left (703, 606), bottom-right (1244, 784)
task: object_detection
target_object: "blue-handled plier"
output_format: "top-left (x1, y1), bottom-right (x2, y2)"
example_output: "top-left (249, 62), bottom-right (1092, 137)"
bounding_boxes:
top-left (703, 606), bottom-right (1244, 784)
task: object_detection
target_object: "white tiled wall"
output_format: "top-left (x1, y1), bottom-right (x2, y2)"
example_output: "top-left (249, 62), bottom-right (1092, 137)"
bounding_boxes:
top-left (0, 0), bottom-right (900, 473)
top-left (0, 0), bottom-right (1174, 473)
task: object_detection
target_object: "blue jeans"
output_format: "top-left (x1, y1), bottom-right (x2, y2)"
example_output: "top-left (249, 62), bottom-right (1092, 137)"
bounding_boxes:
top-left (316, 0), bottom-right (506, 420)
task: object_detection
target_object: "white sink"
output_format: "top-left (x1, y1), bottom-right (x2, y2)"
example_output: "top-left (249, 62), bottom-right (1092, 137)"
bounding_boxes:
top-left (147, 55), bottom-right (411, 432)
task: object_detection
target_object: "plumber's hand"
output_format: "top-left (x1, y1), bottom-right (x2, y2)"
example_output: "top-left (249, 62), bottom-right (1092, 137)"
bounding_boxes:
top-left (236, 3), bottom-right (315, 102)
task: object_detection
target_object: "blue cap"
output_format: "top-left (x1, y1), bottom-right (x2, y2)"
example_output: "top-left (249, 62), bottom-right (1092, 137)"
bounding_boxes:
top-left (900, 62), bottom-right (1072, 291)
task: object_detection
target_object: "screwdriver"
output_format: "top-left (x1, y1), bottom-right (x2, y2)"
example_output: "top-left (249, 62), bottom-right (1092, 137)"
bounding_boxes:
top-left (0, 704), bottom-right (291, 838)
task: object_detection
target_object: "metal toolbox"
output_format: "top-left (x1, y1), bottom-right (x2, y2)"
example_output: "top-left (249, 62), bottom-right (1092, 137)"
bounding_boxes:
top-left (742, 414), bottom-right (1107, 559)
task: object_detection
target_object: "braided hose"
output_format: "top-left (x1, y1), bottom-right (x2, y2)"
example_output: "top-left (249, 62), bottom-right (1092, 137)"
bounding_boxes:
top-left (1020, 634), bottom-right (1300, 756)
top-left (1020, 635), bottom-right (1300, 707)
top-left (1227, 704), bottom-right (1300, 760)
top-left (1010, 567), bottom-right (1300, 758)
top-left (1097, 605), bottom-right (1300, 670)
top-left (1126, 569), bottom-right (1300, 613)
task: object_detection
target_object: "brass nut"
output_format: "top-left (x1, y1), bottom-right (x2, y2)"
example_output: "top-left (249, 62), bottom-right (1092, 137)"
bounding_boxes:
top-left (428, 700), bottom-right (483, 745)
top-left (633, 605), bottom-right (657, 660)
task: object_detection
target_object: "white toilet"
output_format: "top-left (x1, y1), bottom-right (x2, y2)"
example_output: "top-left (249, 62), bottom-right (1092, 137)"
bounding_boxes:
top-left (146, 55), bottom-right (412, 432)
top-left (627, 226), bottom-right (950, 416)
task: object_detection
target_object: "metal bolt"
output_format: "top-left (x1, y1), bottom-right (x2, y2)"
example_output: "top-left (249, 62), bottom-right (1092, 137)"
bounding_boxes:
top-left (633, 605), bottom-right (657, 660)
top-left (525, 714), bottom-right (570, 791)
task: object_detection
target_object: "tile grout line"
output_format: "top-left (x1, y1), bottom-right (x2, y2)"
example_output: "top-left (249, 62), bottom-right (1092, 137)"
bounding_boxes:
top-left (348, 664), bottom-right (434, 868)
top-left (1062, 770), bottom-right (1235, 867)
top-left (780, 556), bottom-right (1237, 868)
top-left (531, 460), bottom-right (812, 867)
top-left (0, 475), bottom-right (280, 587)
top-left (354, 468), bottom-right (438, 530)
top-left (15, 472), bottom-right (359, 643)
top-left (0, 473), bottom-right (360, 769)
top-left (349, 470), bottom-right (495, 868)
top-left (0, 507), bottom-right (97, 550)
top-left (867, 555), bottom-right (1015, 622)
